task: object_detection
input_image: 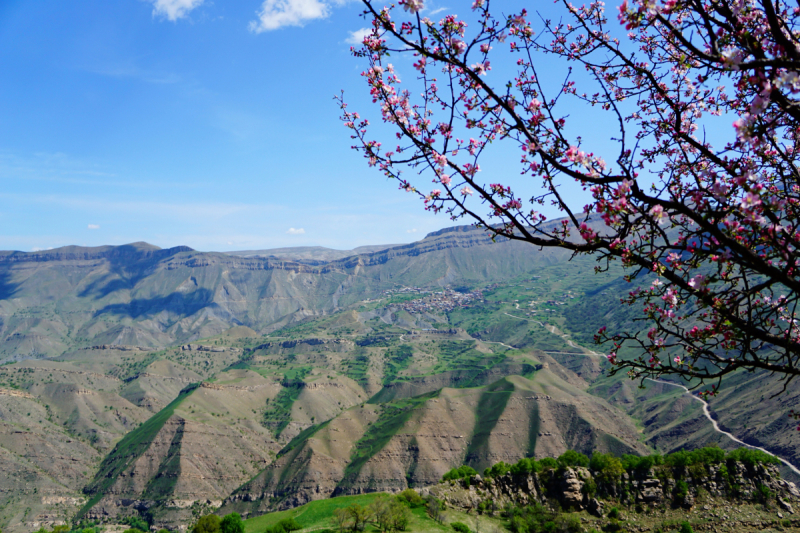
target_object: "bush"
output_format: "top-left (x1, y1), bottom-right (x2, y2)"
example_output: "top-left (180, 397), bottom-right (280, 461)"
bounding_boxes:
top-left (442, 465), bottom-right (478, 482)
top-left (193, 515), bottom-right (221, 533)
top-left (589, 453), bottom-right (624, 481)
top-left (679, 522), bottom-right (694, 533)
top-left (726, 448), bottom-right (781, 466)
top-left (674, 480), bottom-right (689, 501)
top-left (756, 483), bottom-right (772, 503)
top-left (539, 457), bottom-right (558, 470)
top-left (451, 522), bottom-right (470, 533)
top-left (557, 450), bottom-right (589, 468)
top-left (607, 507), bottom-right (620, 520)
top-left (484, 461), bottom-right (511, 478)
top-left (509, 458), bottom-right (541, 476)
top-left (264, 518), bottom-right (301, 533)
top-left (220, 513), bottom-right (245, 533)
top-left (621, 454), bottom-right (659, 473)
top-left (397, 488), bottom-right (424, 508)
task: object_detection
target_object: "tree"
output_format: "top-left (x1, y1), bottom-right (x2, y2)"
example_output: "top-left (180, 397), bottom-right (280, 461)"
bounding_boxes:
top-left (220, 513), bottom-right (244, 533)
top-left (340, 0), bottom-right (800, 402)
top-left (370, 496), bottom-right (410, 532)
top-left (346, 503), bottom-right (372, 532)
top-left (426, 495), bottom-right (444, 523)
top-left (333, 508), bottom-right (352, 533)
top-left (192, 515), bottom-right (221, 533)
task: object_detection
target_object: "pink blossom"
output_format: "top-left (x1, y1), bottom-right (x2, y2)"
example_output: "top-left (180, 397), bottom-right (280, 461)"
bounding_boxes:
top-left (649, 204), bottom-right (666, 221)
top-left (449, 39), bottom-right (467, 55)
top-left (740, 192), bottom-right (761, 209)
top-left (460, 186), bottom-right (474, 196)
top-left (402, 0), bottom-right (423, 14)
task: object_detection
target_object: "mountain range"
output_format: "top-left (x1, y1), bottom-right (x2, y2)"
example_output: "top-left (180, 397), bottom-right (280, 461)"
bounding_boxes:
top-left (0, 224), bottom-right (796, 532)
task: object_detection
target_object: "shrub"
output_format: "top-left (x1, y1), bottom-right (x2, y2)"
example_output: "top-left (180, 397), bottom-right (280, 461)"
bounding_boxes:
top-left (622, 454), bottom-right (659, 473)
top-left (560, 514), bottom-right (583, 533)
top-left (589, 453), bottom-right (624, 481)
top-left (442, 465), bottom-right (478, 482)
top-left (484, 461), bottom-right (510, 478)
top-left (674, 480), bottom-right (689, 501)
top-left (125, 518), bottom-right (150, 533)
top-left (397, 488), bottom-right (424, 508)
top-left (510, 458), bottom-right (541, 476)
top-left (679, 522), bottom-right (694, 533)
top-left (727, 448), bottom-right (781, 466)
top-left (220, 513), bottom-right (245, 533)
top-left (607, 507), bottom-right (620, 520)
top-left (756, 483), bottom-right (772, 503)
top-left (451, 522), bottom-right (470, 533)
top-left (539, 457), bottom-right (558, 470)
top-left (557, 450), bottom-right (590, 468)
top-left (193, 515), bottom-right (221, 533)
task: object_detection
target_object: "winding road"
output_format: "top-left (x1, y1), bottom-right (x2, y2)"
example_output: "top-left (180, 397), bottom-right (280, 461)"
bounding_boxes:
top-left (503, 310), bottom-right (800, 474)
top-left (645, 378), bottom-right (800, 476)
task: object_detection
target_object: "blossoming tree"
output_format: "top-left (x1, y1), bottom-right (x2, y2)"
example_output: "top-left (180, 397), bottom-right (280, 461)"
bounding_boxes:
top-left (338, 0), bottom-right (800, 398)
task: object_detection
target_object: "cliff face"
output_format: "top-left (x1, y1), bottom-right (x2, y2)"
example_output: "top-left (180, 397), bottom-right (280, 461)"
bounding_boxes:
top-left (427, 461), bottom-right (800, 518)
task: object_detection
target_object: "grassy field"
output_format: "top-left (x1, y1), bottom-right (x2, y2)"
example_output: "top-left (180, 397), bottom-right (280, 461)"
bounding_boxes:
top-left (242, 493), bottom-right (504, 533)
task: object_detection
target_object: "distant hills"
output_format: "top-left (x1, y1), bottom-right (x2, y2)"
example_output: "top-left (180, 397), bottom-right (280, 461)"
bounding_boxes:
top-left (0, 225), bottom-right (572, 360)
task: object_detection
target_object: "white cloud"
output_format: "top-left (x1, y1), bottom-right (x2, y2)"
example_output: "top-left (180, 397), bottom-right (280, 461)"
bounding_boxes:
top-left (346, 28), bottom-right (372, 45)
top-left (406, 228), bottom-right (418, 233)
top-left (286, 227), bottom-right (306, 235)
top-left (250, 0), bottom-right (330, 32)
top-left (87, 224), bottom-right (100, 230)
top-left (151, 0), bottom-right (204, 21)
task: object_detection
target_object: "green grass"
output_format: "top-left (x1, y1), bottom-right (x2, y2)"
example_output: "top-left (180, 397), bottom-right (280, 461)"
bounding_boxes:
top-left (382, 344), bottom-right (414, 385)
top-left (465, 378), bottom-right (515, 470)
top-left (242, 493), bottom-right (456, 533)
top-left (343, 349), bottom-right (371, 386)
top-left (78, 382), bottom-right (200, 517)
top-left (338, 392), bottom-right (439, 490)
top-left (263, 367), bottom-right (311, 437)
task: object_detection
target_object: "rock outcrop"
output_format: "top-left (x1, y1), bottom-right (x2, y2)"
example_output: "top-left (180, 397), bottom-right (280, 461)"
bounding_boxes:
top-left (425, 461), bottom-right (800, 514)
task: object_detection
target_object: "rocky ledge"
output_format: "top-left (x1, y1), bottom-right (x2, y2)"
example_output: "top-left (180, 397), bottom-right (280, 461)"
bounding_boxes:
top-left (425, 461), bottom-right (799, 516)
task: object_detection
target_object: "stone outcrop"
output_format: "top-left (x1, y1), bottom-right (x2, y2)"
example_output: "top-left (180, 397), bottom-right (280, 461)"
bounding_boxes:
top-left (425, 461), bottom-right (800, 515)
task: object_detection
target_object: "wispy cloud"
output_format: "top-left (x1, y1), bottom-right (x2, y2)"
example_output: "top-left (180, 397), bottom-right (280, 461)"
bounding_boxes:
top-left (151, 0), bottom-right (204, 21)
top-left (250, 0), bottom-right (329, 32)
top-left (286, 227), bottom-right (306, 235)
top-left (346, 28), bottom-right (372, 45)
top-left (406, 228), bottom-right (418, 233)
top-left (250, 0), bottom-right (355, 32)
top-left (88, 224), bottom-right (100, 230)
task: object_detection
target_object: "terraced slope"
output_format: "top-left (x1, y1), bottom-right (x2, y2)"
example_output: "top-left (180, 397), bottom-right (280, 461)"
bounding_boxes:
top-left (221, 364), bottom-right (648, 518)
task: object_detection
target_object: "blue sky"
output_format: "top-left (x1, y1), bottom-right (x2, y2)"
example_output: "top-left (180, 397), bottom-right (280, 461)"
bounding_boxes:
top-left (2, 0), bottom-right (449, 252)
top-left (1, 0), bottom-right (718, 253)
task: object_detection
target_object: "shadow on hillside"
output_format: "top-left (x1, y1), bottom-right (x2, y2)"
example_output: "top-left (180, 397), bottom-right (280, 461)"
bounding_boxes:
top-left (0, 269), bottom-right (20, 300)
top-left (78, 244), bottom-right (187, 300)
top-left (93, 288), bottom-right (214, 319)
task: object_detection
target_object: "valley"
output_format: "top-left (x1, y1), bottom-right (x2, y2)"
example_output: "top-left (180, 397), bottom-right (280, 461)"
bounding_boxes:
top-left (0, 225), bottom-right (797, 533)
